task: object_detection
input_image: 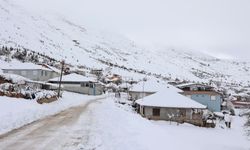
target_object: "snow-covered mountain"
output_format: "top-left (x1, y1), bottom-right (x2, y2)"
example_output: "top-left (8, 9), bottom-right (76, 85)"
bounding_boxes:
top-left (0, 0), bottom-right (250, 85)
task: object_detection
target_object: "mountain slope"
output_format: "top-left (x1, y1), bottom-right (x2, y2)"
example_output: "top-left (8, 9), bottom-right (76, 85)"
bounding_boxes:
top-left (0, 0), bottom-right (250, 85)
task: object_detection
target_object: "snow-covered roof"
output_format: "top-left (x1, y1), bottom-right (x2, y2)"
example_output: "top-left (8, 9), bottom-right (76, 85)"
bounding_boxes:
top-left (136, 90), bottom-right (206, 109)
top-left (119, 83), bottom-right (132, 89)
top-left (232, 93), bottom-right (250, 97)
top-left (43, 65), bottom-right (61, 73)
top-left (130, 80), bottom-right (182, 93)
top-left (27, 80), bottom-right (60, 87)
top-left (49, 73), bottom-right (97, 82)
top-left (105, 83), bottom-right (119, 88)
top-left (0, 62), bottom-right (51, 71)
top-left (177, 83), bottom-right (212, 88)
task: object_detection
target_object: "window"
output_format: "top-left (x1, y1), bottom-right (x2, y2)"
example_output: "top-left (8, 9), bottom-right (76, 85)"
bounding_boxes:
top-left (152, 108), bottom-right (160, 116)
top-left (89, 83), bottom-right (94, 88)
top-left (85, 83), bottom-right (89, 87)
top-left (80, 83), bottom-right (85, 87)
top-left (211, 96), bottom-right (216, 101)
top-left (41, 71), bottom-right (48, 76)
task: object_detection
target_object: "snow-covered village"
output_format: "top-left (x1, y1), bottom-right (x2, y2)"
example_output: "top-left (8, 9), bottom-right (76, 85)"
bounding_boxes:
top-left (0, 0), bottom-right (250, 150)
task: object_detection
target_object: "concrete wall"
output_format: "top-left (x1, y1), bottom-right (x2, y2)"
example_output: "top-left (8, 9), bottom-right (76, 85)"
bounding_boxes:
top-left (129, 91), bottom-right (155, 101)
top-left (61, 83), bottom-right (103, 95)
top-left (139, 106), bottom-right (203, 126)
top-left (3, 69), bottom-right (59, 81)
top-left (187, 94), bottom-right (221, 112)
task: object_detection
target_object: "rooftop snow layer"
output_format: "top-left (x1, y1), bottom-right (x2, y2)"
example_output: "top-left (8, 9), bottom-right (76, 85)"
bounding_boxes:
top-left (176, 83), bottom-right (212, 88)
top-left (136, 90), bottom-right (206, 109)
top-left (49, 73), bottom-right (96, 82)
top-left (0, 61), bottom-right (51, 71)
top-left (130, 80), bottom-right (182, 93)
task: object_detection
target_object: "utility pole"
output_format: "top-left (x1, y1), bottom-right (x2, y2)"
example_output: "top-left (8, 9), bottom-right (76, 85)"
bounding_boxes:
top-left (142, 76), bottom-right (147, 100)
top-left (58, 60), bottom-right (65, 98)
top-left (124, 76), bottom-right (129, 100)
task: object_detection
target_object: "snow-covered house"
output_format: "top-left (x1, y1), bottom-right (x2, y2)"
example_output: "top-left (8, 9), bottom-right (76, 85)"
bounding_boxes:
top-left (90, 69), bottom-right (103, 77)
top-left (136, 90), bottom-right (207, 126)
top-left (48, 73), bottom-right (103, 95)
top-left (118, 82), bottom-right (132, 92)
top-left (106, 74), bottom-right (122, 84)
top-left (177, 83), bottom-right (222, 112)
top-left (129, 80), bottom-right (182, 101)
top-left (1, 63), bottom-right (60, 81)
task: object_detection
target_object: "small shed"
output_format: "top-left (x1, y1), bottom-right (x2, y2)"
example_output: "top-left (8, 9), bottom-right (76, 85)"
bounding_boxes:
top-left (136, 90), bottom-right (207, 126)
top-left (48, 73), bottom-right (103, 95)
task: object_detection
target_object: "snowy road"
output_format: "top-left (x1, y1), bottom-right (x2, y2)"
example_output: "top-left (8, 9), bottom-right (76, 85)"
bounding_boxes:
top-left (0, 95), bottom-right (249, 150)
top-left (0, 97), bottom-right (105, 150)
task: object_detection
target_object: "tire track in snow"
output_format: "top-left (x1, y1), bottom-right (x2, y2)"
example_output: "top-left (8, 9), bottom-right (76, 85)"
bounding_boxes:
top-left (0, 97), bottom-right (105, 150)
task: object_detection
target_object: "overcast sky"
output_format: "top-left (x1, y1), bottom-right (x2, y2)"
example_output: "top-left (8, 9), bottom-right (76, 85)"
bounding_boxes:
top-left (12, 0), bottom-right (250, 60)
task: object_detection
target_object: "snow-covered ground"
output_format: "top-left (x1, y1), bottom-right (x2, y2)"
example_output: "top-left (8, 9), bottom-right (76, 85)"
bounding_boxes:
top-left (0, 91), bottom-right (104, 135)
top-left (0, 93), bottom-right (249, 150)
top-left (80, 95), bottom-right (250, 150)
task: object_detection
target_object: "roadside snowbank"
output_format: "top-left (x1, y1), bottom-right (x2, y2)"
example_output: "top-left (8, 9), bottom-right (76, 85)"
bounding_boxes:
top-left (0, 92), bottom-right (103, 135)
top-left (83, 96), bottom-right (250, 150)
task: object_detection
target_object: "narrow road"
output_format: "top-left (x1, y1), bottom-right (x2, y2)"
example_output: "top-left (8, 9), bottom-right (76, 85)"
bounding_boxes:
top-left (0, 97), bottom-right (105, 150)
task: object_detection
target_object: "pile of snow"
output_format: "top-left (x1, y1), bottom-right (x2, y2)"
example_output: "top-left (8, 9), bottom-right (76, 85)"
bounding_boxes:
top-left (0, 92), bottom-right (103, 135)
top-left (136, 89), bottom-right (206, 109)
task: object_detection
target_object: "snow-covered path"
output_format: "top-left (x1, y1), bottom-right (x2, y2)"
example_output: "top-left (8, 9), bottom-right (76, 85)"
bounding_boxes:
top-left (0, 97), bottom-right (105, 150)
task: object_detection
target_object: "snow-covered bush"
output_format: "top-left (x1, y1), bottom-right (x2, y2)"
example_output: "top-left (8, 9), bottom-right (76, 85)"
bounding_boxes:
top-left (0, 73), bottom-right (28, 84)
top-left (0, 46), bottom-right (11, 56)
top-left (0, 77), bottom-right (57, 101)
top-left (12, 49), bottom-right (27, 62)
top-left (34, 90), bottom-right (57, 101)
top-left (0, 83), bottom-right (14, 91)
